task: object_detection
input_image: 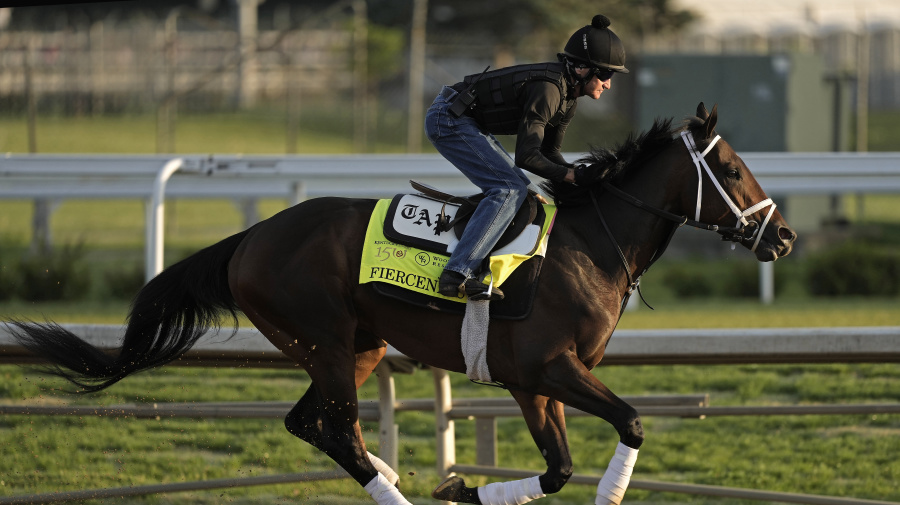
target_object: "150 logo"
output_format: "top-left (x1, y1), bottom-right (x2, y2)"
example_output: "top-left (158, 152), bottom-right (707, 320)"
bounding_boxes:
top-left (375, 245), bottom-right (407, 262)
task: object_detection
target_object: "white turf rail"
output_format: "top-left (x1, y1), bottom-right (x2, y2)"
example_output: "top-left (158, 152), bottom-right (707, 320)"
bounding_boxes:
top-left (2, 324), bottom-right (899, 367)
top-left (4, 152), bottom-right (900, 199)
top-left (5, 152), bottom-right (900, 292)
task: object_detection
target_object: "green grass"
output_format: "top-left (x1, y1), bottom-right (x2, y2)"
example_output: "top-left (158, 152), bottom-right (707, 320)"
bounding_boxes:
top-left (868, 109), bottom-right (900, 151)
top-left (1, 364), bottom-right (898, 504)
top-left (4, 112), bottom-right (343, 155)
top-left (2, 109), bottom-right (899, 155)
top-left (0, 106), bottom-right (416, 155)
top-left (0, 198), bottom-right (290, 252)
top-left (1, 302), bottom-right (898, 504)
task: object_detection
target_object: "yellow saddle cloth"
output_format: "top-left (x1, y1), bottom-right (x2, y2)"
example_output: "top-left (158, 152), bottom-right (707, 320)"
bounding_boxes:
top-left (359, 198), bottom-right (556, 303)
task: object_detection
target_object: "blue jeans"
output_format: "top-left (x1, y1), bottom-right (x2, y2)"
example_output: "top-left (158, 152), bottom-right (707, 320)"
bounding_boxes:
top-left (425, 86), bottom-right (533, 278)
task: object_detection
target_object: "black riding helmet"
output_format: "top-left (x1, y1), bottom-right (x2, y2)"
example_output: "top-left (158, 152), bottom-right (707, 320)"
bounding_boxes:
top-left (559, 14), bottom-right (629, 75)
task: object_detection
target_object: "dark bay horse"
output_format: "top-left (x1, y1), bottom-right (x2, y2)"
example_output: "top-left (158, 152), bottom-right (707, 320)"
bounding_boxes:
top-left (9, 103), bottom-right (795, 504)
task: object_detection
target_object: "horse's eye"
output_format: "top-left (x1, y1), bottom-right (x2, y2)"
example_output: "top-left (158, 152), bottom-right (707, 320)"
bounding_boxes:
top-left (725, 169), bottom-right (741, 180)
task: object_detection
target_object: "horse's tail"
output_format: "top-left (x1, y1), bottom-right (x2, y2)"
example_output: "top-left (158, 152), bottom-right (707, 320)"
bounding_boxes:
top-left (8, 228), bottom-right (252, 393)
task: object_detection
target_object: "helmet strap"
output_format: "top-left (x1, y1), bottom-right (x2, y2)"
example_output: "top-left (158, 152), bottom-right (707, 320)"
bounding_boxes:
top-left (561, 56), bottom-right (592, 87)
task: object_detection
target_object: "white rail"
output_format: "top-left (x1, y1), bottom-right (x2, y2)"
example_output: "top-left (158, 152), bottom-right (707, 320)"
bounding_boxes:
top-left (4, 152), bottom-right (900, 198)
top-left (3, 152), bottom-right (900, 295)
top-left (4, 325), bottom-right (898, 367)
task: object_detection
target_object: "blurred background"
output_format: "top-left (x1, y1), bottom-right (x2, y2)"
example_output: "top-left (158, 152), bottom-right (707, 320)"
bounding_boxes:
top-left (1, 3), bottom-right (899, 504)
top-left (1, 0), bottom-right (898, 154)
top-left (1, 0), bottom-right (899, 306)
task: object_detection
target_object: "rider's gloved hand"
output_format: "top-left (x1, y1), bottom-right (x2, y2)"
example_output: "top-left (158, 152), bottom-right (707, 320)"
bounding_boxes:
top-left (573, 164), bottom-right (591, 186)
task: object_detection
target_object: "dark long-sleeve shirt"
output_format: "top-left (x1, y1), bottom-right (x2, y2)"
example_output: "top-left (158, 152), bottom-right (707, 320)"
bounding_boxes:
top-left (457, 70), bottom-right (578, 181)
top-left (513, 80), bottom-right (577, 181)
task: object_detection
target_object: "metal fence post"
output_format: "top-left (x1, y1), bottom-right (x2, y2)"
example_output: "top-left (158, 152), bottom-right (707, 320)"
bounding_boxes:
top-left (475, 417), bottom-right (497, 467)
top-left (759, 262), bottom-right (774, 305)
top-left (145, 158), bottom-right (184, 283)
top-left (375, 360), bottom-right (398, 471)
top-left (433, 368), bottom-right (455, 505)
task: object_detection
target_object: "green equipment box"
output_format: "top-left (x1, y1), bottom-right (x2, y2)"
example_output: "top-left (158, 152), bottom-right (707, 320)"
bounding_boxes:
top-left (636, 53), bottom-right (845, 152)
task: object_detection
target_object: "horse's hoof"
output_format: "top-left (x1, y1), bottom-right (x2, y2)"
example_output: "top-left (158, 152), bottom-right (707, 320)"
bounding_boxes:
top-left (432, 475), bottom-right (478, 503)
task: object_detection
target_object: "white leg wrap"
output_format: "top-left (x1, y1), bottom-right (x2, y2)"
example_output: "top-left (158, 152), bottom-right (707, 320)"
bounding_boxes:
top-left (477, 476), bottom-right (545, 505)
top-left (595, 442), bottom-right (639, 505)
top-left (365, 473), bottom-right (412, 505)
top-left (367, 451), bottom-right (399, 486)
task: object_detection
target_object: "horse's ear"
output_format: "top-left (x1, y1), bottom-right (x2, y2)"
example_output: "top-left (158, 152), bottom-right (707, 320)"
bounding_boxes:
top-left (696, 102), bottom-right (709, 120)
top-left (705, 104), bottom-right (718, 138)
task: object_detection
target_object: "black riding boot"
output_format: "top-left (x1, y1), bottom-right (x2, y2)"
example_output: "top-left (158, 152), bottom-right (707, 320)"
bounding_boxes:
top-left (438, 270), bottom-right (504, 301)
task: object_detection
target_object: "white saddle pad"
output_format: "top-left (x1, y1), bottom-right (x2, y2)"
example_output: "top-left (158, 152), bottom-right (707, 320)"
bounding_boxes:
top-left (386, 194), bottom-right (542, 256)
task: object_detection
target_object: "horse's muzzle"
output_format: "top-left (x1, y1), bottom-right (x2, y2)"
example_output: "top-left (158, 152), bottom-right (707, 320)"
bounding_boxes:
top-left (755, 225), bottom-right (797, 261)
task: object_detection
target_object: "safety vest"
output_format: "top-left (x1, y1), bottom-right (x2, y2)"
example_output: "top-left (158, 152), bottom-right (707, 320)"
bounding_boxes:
top-left (461, 62), bottom-right (575, 135)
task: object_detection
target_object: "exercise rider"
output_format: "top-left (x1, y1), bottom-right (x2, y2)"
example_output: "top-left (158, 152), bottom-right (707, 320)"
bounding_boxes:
top-left (425, 14), bottom-right (629, 301)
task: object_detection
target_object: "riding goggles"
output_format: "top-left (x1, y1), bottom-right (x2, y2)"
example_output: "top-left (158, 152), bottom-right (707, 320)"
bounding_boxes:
top-left (592, 67), bottom-right (615, 81)
top-left (575, 64), bottom-right (615, 82)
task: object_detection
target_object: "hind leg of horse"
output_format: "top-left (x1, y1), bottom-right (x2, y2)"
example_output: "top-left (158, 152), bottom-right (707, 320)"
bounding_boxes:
top-left (283, 343), bottom-right (383, 451)
top-left (289, 350), bottom-right (374, 484)
top-left (432, 392), bottom-right (570, 504)
top-left (280, 347), bottom-right (413, 504)
top-left (244, 303), bottom-right (410, 503)
top-left (283, 344), bottom-right (399, 485)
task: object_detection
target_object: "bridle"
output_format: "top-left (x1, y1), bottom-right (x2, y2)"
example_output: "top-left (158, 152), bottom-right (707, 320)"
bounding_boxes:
top-left (680, 131), bottom-right (776, 252)
top-left (590, 129), bottom-right (777, 311)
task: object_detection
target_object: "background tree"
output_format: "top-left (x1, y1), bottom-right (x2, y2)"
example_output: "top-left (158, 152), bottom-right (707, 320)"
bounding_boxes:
top-left (426, 0), bottom-right (698, 59)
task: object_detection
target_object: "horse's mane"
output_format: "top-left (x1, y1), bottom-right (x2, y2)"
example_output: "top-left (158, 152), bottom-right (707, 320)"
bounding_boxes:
top-left (541, 116), bottom-right (704, 207)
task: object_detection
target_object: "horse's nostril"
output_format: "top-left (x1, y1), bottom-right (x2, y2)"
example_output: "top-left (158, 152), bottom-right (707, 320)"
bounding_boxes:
top-left (778, 227), bottom-right (796, 242)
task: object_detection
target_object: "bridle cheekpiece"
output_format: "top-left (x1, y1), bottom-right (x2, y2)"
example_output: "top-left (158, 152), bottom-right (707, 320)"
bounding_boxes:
top-left (592, 129), bottom-right (779, 312)
top-left (680, 131), bottom-right (776, 252)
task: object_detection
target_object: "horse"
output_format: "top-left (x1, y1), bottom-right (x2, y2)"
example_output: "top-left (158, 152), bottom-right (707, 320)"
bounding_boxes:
top-left (8, 103), bottom-right (796, 505)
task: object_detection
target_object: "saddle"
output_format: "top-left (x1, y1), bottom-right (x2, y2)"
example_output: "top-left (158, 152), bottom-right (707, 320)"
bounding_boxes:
top-left (359, 181), bottom-right (554, 320)
top-left (382, 180), bottom-right (542, 255)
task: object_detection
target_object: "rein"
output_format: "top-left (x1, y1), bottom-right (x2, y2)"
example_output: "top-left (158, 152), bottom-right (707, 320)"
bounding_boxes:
top-left (589, 130), bottom-right (776, 312)
top-left (590, 191), bottom-right (672, 312)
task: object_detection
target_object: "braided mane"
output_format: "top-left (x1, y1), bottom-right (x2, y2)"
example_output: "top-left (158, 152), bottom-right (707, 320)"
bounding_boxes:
top-left (541, 116), bottom-right (705, 207)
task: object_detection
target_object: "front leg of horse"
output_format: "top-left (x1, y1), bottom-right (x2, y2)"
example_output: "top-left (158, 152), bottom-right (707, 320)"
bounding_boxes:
top-left (540, 354), bottom-right (644, 505)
